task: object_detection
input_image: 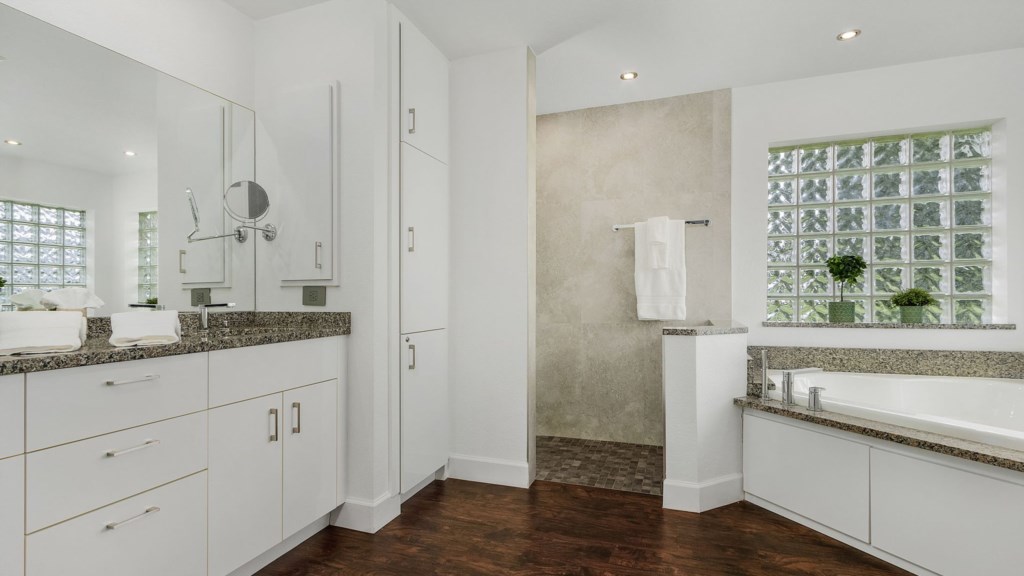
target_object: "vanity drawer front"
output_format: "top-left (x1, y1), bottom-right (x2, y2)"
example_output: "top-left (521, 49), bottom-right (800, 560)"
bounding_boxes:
top-left (209, 336), bottom-right (340, 407)
top-left (26, 354), bottom-right (208, 451)
top-left (26, 471), bottom-right (207, 576)
top-left (26, 411), bottom-right (207, 533)
top-left (0, 374), bottom-right (24, 459)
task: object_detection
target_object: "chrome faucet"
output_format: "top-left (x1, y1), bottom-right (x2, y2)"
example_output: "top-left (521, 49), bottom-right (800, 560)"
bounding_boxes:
top-left (780, 367), bottom-right (824, 406)
top-left (198, 302), bottom-right (235, 330)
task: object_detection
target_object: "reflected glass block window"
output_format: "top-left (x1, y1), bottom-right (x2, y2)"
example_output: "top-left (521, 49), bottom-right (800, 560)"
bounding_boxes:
top-left (766, 127), bottom-right (992, 323)
top-left (0, 200), bottom-right (87, 311)
top-left (138, 211), bottom-right (158, 303)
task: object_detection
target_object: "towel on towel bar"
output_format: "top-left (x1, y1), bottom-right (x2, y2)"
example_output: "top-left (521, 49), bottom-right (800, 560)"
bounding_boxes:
top-left (646, 216), bottom-right (671, 269)
top-left (634, 219), bottom-right (686, 320)
top-left (109, 310), bottom-right (181, 347)
top-left (0, 311), bottom-right (86, 355)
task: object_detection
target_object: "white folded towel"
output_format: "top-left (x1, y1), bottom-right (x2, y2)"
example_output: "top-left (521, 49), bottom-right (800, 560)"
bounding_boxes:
top-left (634, 220), bottom-right (686, 320)
top-left (109, 310), bottom-right (181, 347)
top-left (646, 216), bottom-right (670, 269)
top-left (10, 289), bottom-right (49, 311)
top-left (41, 287), bottom-right (105, 312)
top-left (0, 311), bottom-right (86, 355)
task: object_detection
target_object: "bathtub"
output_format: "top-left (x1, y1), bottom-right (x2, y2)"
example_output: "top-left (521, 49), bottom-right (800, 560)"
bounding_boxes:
top-left (765, 369), bottom-right (1024, 452)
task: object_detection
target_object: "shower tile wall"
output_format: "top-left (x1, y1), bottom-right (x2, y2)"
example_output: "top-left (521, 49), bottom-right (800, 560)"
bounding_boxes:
top-left (537, 90), bottom-right (732, 445)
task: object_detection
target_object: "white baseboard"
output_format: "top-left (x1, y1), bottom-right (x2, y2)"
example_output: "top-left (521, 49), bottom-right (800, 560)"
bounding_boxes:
top-left (662, 473), bottom-right (743, 513)
top-left (332, 492), bottom-right (401, 534)
top-left (401, 471), bottom-right (439, 503)
top-left (227, 514), bottom-right (330, 576)
top-left (447, 453), bottom-right (531, 488)
top-left (745, 494), bottom-right (935, 576)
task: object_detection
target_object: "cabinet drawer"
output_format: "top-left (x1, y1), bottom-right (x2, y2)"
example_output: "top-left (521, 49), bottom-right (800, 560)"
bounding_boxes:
top-left (26, 471), bottom-right (207, 576)
top-left (26, 411), bottom-right (207, 533)
top-left (26, 354), bottom-right (208, 451)
top-left (209, 337), bottom-right (339, 407)
top-left (0, 374), bottom-right (24, 459)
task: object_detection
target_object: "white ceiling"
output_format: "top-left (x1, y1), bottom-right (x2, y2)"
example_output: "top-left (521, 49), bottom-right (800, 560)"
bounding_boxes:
top-left (223, 0), bottom-right (334, 20)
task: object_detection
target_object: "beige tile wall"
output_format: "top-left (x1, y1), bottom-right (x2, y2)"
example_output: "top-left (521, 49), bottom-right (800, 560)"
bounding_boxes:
top-left (536, 90), bottom-right (732, 446)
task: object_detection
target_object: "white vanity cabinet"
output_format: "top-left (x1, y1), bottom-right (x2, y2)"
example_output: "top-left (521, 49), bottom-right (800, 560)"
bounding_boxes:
top-left (401, 329), bottom-right (449, 492)
top-left (0, 455), bottom-right (24, 576)
top-left (400, 143), bottom-right (449, 334)
top-left (208, 338), bottom-right (341, 576)
top-left (0, 374), bottom-right (24, 460)
top-left (400, 18), bottom-right (449, 164)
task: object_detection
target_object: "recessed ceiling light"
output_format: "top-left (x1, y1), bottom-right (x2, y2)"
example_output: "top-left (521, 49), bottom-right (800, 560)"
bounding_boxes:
top-left (620, 71), bottom-right (639, 81)
top-left (124, 150), bottom-right (137, 157)
top-left (836, 29), bottom-right (862, 41)
top-left (4, 139), bottom-right (21, 146)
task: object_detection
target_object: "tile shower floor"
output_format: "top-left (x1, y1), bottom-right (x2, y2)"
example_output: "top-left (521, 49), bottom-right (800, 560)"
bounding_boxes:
top-left (536, 436), bottom-right (664, 495)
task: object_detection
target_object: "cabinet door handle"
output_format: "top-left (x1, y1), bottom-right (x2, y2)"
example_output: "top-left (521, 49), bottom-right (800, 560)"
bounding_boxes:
top-left (315, 241), bottom-right (323, 270)
top-left (269, 408), bottom-right (279, 442)
top-left (407, 227), bottom-right (415, 252)
top-left (179, 250), bottom-right (187, 274)
top-left (105, 506), bottom-right (160, 531)
top-left (408, 344), bottom-right (416, 370)
top-left (105, 374), bottom-right (160, 387)
top-left (292, 402), bottom-right (301, 434)
top-left (105, 439), bottom-right (160, 458)
top-left (408, 108), bottom-right (416, 134)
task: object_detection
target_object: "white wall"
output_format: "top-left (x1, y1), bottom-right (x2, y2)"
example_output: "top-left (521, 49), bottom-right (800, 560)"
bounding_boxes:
top-left (253, 0), bottom-right (394, 523)
top-left (449, 46), bottom-right (535, 488)
top-left (733, 48), bottom-right (1024, 352)
top-left (0, 0), bottom-right (255, 108)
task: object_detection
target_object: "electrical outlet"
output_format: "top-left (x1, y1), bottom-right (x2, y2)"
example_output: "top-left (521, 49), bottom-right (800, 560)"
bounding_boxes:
top-left (303, 286), bottom-right (326, 307)
top-left (190, 288), bottom-right (212, 307)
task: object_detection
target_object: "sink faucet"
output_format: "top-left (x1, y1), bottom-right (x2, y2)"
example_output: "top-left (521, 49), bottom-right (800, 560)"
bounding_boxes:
top-left (198, 302), bottom-right (235, 330)
top-left (780, 368), bottom-right (824, 406)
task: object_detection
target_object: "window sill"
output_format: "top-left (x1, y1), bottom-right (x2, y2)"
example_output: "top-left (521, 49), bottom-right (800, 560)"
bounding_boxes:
top-left (762, 322), bottom-right (1015, 330)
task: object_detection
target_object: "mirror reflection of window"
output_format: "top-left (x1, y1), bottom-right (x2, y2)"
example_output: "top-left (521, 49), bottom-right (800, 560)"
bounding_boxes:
top-left (0, 200), bottom-right (87, 311)
top-left (138, 211), bottom-right (158, 304)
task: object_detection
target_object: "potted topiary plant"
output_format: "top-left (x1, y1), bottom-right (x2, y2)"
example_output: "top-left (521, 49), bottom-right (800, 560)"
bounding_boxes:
top-left (825, 254), bottom-right (867, 323)
top-left (889, 288), bottom-right (937, 324)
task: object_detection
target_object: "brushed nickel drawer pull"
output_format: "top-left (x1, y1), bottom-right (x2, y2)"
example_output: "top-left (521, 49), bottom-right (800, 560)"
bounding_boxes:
top-left (408, 344), bottom-right (416, 370)
top-left (105, 506), bottom-right (160, 530)
top-left (292, 402), bottom-right (301, 434)
top-left (408, 108), bottom-right (416, 134)
top-left (407, 227), bottom-right (415, 252)
top-left (270, 408), bottom-right (279, 442)
top-left (105, 374), bottom-right (160, 387)
top-left (179, 250), bottom-right (187, 274)
top-left (315, 241), bottom-right (323, 270)
top-left (106, 439), bottom-right (160, 458)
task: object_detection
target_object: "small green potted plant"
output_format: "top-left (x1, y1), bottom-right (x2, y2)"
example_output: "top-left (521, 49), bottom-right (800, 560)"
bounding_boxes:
top-left (825, 254), bottom-right (867, 323)
top-left (889, 288), bottom-right (937, 324)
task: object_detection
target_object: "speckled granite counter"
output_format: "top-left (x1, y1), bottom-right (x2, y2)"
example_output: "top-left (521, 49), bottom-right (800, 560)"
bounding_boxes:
top-left (735, 396), bottom-right (1024, 474)
top-left (0, 311), bottom-right (350, 376)
top-left (663, 325), bottom-right (749, 336)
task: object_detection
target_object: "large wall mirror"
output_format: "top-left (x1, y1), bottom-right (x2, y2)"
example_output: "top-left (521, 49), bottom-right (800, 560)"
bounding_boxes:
top-left (0, 3), bottom-right (255, 315)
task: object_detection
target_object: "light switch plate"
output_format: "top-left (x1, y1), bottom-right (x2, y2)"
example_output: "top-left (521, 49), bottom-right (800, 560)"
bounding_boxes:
top-left (190, 288), bottom-right (212, 307)
top-left (303, 286), bottom-right (327, 307)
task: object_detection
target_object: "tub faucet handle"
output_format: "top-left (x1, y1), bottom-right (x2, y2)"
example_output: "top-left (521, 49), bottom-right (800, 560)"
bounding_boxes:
top-left (808, 386), bottom-right (826, 412)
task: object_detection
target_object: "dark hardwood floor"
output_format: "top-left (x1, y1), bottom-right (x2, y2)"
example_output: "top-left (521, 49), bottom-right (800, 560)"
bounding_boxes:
top-left (257, 479), bottom-right (910, 576)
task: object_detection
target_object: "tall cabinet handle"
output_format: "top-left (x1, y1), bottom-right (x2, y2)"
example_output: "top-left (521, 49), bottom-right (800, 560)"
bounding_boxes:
top-left (292, 402), bottom-right (302, 434)
top-left (315, 241), bottom-right (323, 270)
top-left (408, 108), bottom-right (416, 134)
top-left (269, 408), bottom-right (279, 442)
top-left (408, 344), bottom-right (416, 370)
top-left (407, 227), bottom-right (415, 252)
top-left (178, 250), bottom-right (187, 274)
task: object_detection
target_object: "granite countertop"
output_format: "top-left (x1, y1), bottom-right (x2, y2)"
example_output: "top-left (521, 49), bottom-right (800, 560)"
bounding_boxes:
top-left (663, 325), bottom-right (749, 336)
top-left (735, 396), bottom-right (1024, 474)
top-left (0, 311), bottom-right (350, 376)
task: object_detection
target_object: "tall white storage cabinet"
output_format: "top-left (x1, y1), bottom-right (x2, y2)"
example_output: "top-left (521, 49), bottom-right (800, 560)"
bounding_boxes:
top-left (398, 17), bottom-right (450, 495)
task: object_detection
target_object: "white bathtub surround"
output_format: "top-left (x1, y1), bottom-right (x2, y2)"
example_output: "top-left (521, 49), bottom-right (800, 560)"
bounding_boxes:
top-left (662, 327), bottom-right (747, 512)
top-left (765, 369), bottom-right (1024, 453)
top-left (0, 312), bottom-right (86, 356)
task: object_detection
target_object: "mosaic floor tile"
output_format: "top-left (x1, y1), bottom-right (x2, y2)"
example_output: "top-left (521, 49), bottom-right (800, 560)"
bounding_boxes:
top-left (536, 435), bottom-right (664, 496)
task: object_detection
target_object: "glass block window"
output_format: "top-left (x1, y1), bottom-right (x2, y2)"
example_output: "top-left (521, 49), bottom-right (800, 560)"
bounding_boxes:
top-left (138, 211), bottom-right (158, 303)
top-left (0, 200), bottom-right (87, 311)
top-left (766, 127), bottom-right (993, 324)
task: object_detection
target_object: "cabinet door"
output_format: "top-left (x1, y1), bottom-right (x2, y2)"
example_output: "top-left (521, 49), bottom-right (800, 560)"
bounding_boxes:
top-left (401, 329), bottom-right (449, 493)
top-left (283, 380), bottom-right (338, 538)
top-left (262, 83), bottom-right (336, 282)
top-left (400, 143), bottom-right (449, 334)
top-left (0, 374), bottom-right (23, 460)
top-left (209, 395), bottom-right (283, 576)
top-left (0, 456), bottom-right (23, 576)
top-left (400, 20), bottom-right (449, 164)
